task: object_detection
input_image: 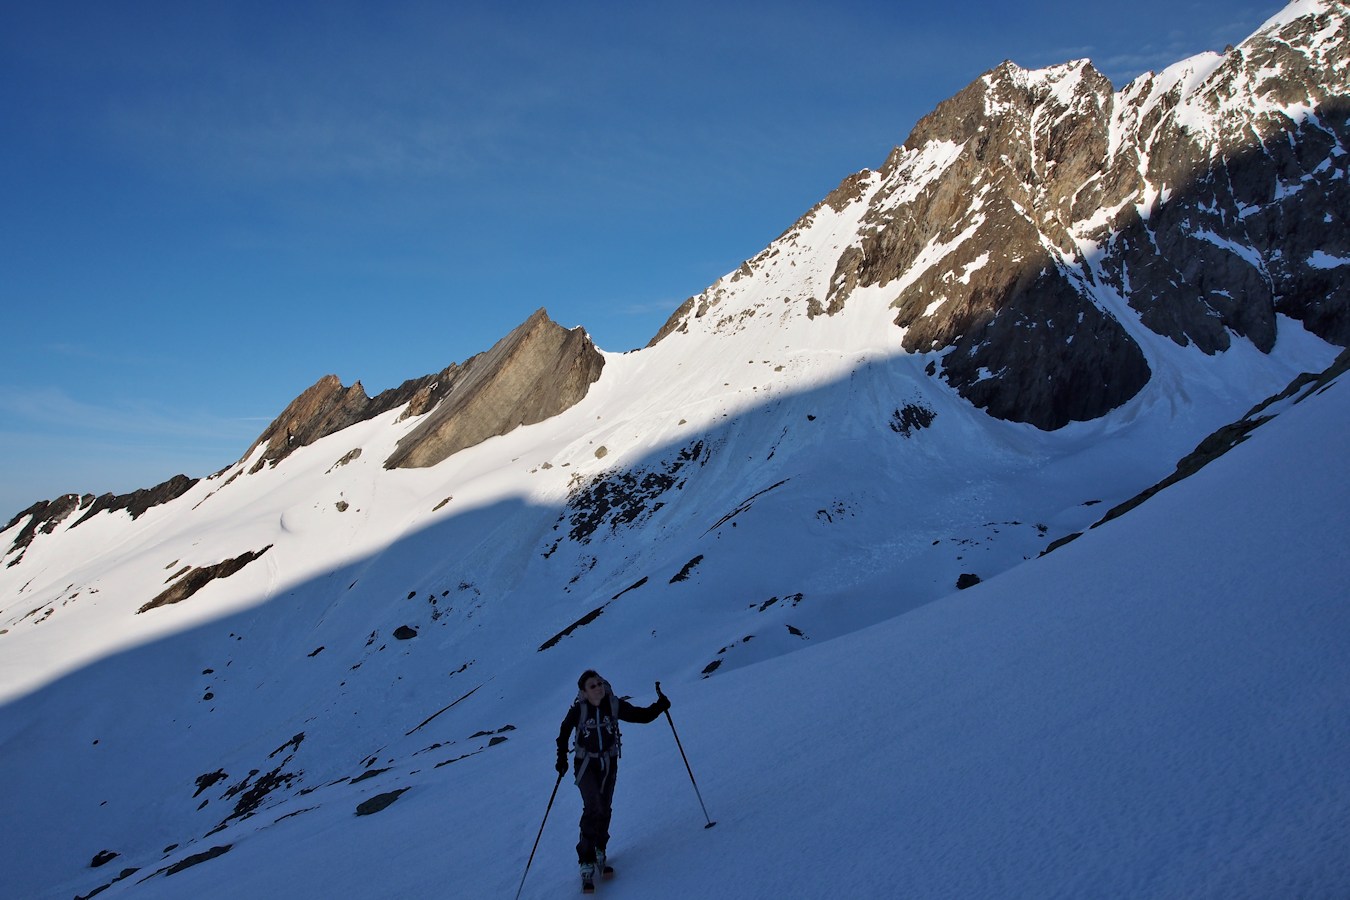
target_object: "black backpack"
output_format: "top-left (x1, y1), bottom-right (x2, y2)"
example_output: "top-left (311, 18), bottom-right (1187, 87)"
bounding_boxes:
top-left (570, 678), bottom-right (622, 779)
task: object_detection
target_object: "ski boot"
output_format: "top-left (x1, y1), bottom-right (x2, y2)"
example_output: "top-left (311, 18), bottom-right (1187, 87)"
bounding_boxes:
top-left (580, 861), bottom-right (596, 894)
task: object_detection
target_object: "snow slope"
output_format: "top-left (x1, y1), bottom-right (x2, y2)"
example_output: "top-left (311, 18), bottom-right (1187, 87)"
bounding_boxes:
top-left (6, 317), bottom-right (1345, 900)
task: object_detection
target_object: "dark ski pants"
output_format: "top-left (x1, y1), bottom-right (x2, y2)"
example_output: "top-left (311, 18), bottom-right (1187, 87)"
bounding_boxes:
top-left (574, 760), bottom-right (617, 864)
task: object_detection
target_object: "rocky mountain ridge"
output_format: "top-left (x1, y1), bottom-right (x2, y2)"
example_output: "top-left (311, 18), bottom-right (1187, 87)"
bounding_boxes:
top-left (4, 310), bottom-right (603, 560)
top-left (241, 307), bottom-right (605, 474)
top-left (6, 0), bottom-right (1347, 550)
top-left (654, 0), bottom-right (1348, 428)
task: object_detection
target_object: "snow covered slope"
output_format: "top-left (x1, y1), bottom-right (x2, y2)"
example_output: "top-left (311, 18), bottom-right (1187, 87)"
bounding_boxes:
top-left (4, 328), bottom-right (1347, 900)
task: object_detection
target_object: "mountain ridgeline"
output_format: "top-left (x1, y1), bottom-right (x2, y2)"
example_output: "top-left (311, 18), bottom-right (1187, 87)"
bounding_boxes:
top-left (7, 2), bottom-right (1348, 544)
top-left (654, 3), bottom-right (1349, 428)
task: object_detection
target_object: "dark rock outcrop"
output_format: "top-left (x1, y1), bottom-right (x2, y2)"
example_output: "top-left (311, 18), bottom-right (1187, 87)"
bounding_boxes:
top-left (355, 788), bottom-right (409, 816)
top-left (75, 865), bottom-right (139, 899)
top-left (3, 493), bottom-right (92, 564)
top-left (138, 546), bottom-right (273, 613)
top-left (1091, 346), bottom-right (1350, 529)
top-left (1042, 347), bottom-right (1350, 559)
top-left (89, 850), bottom-right (119, 868)
top-left (72, 474), bottom-right (199, 527)
top-left (5, 475), bottom-right (197, 565)
top-left (384, 308), bottom-right (605, 469)
top-left (158, 845), bottom-right (231, 878)
top-left (244, 365), bottom-right (460, 473)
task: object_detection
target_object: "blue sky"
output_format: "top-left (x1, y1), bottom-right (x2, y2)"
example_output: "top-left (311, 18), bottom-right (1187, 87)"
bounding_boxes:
top-left (0, 0), bottom-right (1279, 519)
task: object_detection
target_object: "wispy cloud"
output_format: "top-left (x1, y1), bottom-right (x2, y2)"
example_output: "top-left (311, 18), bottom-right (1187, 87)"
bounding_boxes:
top-left (0, 386), bottom-right (264, 443)
top-left (94, 13), bottom-right (570, 188)
top-left (0, 389), bottom-right (265, 515)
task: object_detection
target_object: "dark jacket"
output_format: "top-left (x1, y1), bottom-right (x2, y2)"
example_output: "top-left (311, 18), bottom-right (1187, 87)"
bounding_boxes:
top-left (557, 693), bottom-right (664, 761)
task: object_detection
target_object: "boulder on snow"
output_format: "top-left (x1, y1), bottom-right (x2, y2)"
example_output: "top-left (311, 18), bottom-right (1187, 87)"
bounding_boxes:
top-left (89, 850), bottom-right (119, 868)
top-left (137, 546), bottom-right (274, 614)
top-left (355, 788), bottom-right (409, 816)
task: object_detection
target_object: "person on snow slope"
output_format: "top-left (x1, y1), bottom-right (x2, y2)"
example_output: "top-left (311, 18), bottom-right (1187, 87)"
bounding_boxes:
top-left (556, 670), bottom-right (670, 891)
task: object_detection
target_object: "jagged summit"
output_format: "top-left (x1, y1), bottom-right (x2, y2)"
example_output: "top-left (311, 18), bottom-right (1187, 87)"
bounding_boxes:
top-left (242, 370), bottom-right (454, 473)
top-left (653, 0), bottom-right (1348, 429)
top-left (239, 307), bottom-right (605, 476)
top-left (385, 308), bottom-right (605, 470)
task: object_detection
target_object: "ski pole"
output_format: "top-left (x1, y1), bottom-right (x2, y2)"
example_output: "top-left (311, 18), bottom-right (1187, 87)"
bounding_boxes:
top-left (514, 770), bottom-right (564, 900)
top-left (656, 681), bottom-right (716, 829)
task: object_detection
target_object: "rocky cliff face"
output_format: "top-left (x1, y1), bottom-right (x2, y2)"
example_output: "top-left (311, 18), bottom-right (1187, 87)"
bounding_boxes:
top-left (655, 0), bottom-right (1349, 430)
top-left (384, 307), bottom-right (605, 469)
top-left (242, 308), bottom-right (605, 474)
top-left (1099, 6), bottom-right (1350, 352)
top-left (242, 365), bottom-right (460, 473)
top-left (875, 59), bottom-right (1155, 428)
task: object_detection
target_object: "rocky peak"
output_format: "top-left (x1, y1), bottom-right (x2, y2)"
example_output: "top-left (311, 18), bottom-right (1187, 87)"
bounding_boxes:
top-left (1095, 0), bottom-right (1350, 350)
top-left (243, 365), bottom-right (462, 473)
top-left (901, 58), bottom-right (1115, 229)
top-left (829, 54), bottom-right (1154, 429)
top-left (650, 0), bottom-right (1348, 431)
top-left (384, 308), bottom-right (605, 470)
top-left (244, 375), bottom-right (371, 473)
